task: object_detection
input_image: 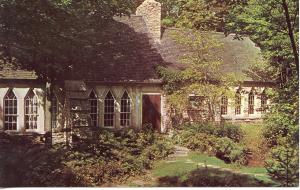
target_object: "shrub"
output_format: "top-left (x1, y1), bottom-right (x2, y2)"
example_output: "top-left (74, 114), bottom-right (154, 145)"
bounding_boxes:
top-left (262, 124), bottom-right (298, 148)
top-left (0, 128), bottom-right (175, 187)
top-left (214, 137), bottom-right (249, 165)
top-left (214, 123), bottom-right (244, 143)
top-left (180, 132), bottom-right (217, 154)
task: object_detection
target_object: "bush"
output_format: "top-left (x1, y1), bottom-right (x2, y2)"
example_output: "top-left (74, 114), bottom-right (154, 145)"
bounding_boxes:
top-left (177, 122), bottom-right (244, 142)
top-left (214, 123), bottom-right (244, 143)
top-left (180, 132), bottom-right (217, 154)
top-left (0, 128), bottom-right (175, 187)
top-left (214, 137), bottom-right (249, 165)
top-left (179, 122), bottom-right (215, 135)
top-left (262, 124), bottom-right (298, 148)
top-left (174, 122), bottom-right (248, 165)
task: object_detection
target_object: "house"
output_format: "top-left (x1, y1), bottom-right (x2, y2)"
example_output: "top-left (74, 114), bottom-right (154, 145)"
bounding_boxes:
top-left (0, 0), bottom-right (274, 144)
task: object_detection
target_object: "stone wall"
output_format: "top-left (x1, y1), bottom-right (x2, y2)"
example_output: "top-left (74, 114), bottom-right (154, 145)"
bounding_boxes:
top-left (136, 0), bottom-right (161, 43)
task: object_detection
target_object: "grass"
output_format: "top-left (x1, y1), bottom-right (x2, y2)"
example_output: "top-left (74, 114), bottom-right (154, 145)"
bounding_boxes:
top-left (152, 152), bottom-right (279, 187)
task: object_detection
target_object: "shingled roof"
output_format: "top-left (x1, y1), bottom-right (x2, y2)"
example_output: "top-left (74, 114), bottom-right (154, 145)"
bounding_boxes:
top-left (0, 15), bottom-right (262, 82)
top-left (157, 28), bottom-right (262, 81)
top-left (65, 15), bottom-right (166, 83)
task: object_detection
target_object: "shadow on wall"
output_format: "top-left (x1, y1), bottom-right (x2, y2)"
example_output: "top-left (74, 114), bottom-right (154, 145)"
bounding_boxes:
top-left (157, 167), bottom-right (276, 187)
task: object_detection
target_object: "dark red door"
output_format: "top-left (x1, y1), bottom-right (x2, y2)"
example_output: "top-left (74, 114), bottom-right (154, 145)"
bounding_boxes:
top-left (142, 95), bottom-right (161, 130)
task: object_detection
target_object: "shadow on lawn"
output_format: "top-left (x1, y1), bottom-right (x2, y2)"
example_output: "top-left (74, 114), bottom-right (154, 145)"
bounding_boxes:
top-left (157, 167), bottom-right (274, 187)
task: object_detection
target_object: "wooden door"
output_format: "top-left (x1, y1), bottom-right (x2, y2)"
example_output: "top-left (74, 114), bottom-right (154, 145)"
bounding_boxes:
top-left (142, 94), bottom-right (161, 130)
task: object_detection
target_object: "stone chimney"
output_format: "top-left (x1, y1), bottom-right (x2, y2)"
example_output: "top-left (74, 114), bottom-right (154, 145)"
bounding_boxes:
top-left (136, 0), bottom-right (161, 43)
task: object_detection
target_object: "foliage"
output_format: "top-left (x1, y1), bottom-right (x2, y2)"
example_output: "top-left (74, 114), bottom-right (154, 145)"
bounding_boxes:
top-left (181, 133), bottom-right (217, 154)
top-left (214, 123), bottom-right (244, 143)
top-left (153, 0), bottom-right (243, 31)
top-left (265, 137), bottom-right (299, 187)
top-left (262, 78), bottom-right (299, 147)
top-left (226, 0), bottom-right (299, 183)
top-left (214, 137), bottom-right (249, 165)
top-left (173, 122), bottom-right (248, 165)
top-left (0, 0), bottom-right (134, 81)
top-left (0, 128), bottom-right (174, 187)
top-left (157, 30), bottom-right (237, 122)
top-left (226, 0), bottom-right (299, 77)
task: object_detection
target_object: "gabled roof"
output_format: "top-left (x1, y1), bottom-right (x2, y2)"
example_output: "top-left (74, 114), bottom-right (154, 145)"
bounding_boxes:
top-left (0, 15), bottom-right (263, 83)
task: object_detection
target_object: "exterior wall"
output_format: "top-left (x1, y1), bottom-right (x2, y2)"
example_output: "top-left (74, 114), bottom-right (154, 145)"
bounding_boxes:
top-left (222, 85), bottom-right (269, 121)
top-left (90, 84), bottom-right (167, 132)
top-left (56, 82), bottom-right (168, 134)
top-left (182, 84), bottom-right (271, 123)
top-left (0, 83), bottom-right (48, 134)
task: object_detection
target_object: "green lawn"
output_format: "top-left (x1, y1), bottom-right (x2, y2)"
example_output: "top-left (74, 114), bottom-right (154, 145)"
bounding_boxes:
top-left (123, 123), bottom-right (277, 187)
top-left (152, 152), bottom-right (279, 187)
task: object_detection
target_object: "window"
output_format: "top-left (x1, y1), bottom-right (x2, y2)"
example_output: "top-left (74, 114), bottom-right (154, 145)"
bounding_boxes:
top-left (248, 90), bottom-right (255, 115)
top-left (220, 96), bottom-right (228, 115)
top-left (235, 91), bottom-right (241, 115)
top-left (51, 96), bottom-right (58, 128)
top-left (120, 91), bottom-right (131, 127)
top-left (89, 91), bottom-right (98, 126)
top-left (104, 91), bottom-right (115, 127)
top-left (25, 89), bottom-right (38, 129)
top-left (261, 91), bottom-right (267, 114)
top-left (4, 89), bottom-right (17, 130)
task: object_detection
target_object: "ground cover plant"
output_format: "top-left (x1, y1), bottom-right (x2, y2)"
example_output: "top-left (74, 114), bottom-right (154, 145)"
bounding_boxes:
top-left (0, 127), bottom-right (174, 187)
top-left (172, 122), bottom-right (250, 165)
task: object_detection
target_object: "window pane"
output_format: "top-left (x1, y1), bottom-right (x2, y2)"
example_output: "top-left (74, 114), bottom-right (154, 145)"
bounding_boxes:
top-left (4, 90), bottom-right (18, 130)
top-left (120, 92), bottom-right (131, 127)
top-left (25, 90), bottom-right (38, 129)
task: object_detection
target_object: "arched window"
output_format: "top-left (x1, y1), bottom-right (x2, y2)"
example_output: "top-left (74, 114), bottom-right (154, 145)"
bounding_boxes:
top-left (25, 89), bottom-right (38, 129)
top-left (261, 91), bottom-right (267, 114)
top-left (89, 91), bottom-right (98, 126)
top-left (248, 90), bottom-right (255, 115)
top-left (120, 91), bottom-right (131, 127)
top-left (4, 89), bottom-right (17, 130)
top-left (51, 95), bottom-right (58, 129)
top-left (235, 91), bottom-right (241, 115)
top-left (220, 96), bottom-right (228, 115)
top-left (104, 91), bottom-right (115, 127)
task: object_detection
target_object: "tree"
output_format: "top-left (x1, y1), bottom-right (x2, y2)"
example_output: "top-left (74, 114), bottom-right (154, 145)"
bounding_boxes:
top-left (265, 136), bottom-right (299, 187)
top-left (225, 0), bottom-right (299, 184)
top-left (150, 0), bottom-right (243, 31)
top-left (0, 0), bottom-right (133, 82)
top-left (157, 30), bottom-right (238, 124)
top-left (225, 0), bottom-right (299, 78)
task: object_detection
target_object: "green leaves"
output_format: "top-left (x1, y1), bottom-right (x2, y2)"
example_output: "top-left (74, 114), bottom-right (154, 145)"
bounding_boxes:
top-left (226, 0), bottom-right (299, 77)
top-left (265, 137), bottom-right (299, 187)
top-left (0, 0), bottom-right (133, 81)
top-left (157, 30), bottom-right (237, 119)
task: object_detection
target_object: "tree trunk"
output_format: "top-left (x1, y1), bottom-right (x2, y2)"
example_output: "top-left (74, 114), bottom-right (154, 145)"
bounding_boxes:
top-left (281, 0), bottom-right (299, 76)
